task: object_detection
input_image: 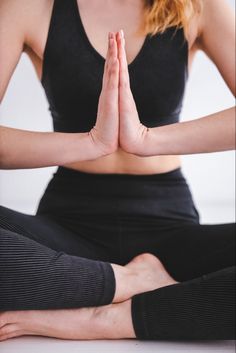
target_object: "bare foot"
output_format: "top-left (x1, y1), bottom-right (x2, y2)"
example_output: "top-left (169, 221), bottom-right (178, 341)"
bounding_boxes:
top-left (0, 302), bottom-right (132, 341)
top-left (112, 253), bottom-right (177, 303)
top-left (0, 307), bottom-right (102, 341)
top-left (0, 301), bottom-right (135, 341)
top-left (126, 253), bottom-right (177, 292)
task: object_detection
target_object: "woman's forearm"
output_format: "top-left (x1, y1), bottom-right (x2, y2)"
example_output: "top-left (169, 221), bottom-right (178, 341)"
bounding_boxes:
top-left (143, 106), bottom-right (236, 156)
top-left (0, 126), bottom-right (102, 169)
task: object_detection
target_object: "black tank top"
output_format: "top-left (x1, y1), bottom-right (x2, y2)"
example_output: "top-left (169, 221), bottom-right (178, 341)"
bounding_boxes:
top-left (41, 0), bottom-right (189, 133)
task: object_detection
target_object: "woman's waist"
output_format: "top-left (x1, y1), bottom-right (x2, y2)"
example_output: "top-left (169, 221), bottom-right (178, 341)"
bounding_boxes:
top-left (36, 163), bottom-right (199, 222)
top-left (62, 149), bottom-right (181, 175)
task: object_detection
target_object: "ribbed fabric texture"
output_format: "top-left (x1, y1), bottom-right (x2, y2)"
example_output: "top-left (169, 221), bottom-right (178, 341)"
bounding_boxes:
top-left (132, 266), bottom-right (236, 340)
top-left (0, 227), bottom-right (115, 311)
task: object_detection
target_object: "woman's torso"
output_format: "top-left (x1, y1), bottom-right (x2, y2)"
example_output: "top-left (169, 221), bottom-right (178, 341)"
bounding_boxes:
top-left (24, 0), bottom-right (201, 175)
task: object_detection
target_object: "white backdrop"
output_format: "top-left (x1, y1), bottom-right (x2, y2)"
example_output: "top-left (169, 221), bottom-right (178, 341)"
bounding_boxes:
top-left (0, 0), bottom-right (235, 224)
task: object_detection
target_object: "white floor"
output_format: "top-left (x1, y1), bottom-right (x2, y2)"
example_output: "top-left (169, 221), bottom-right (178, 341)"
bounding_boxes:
top-left (0, 338), bottom-right (235, 353)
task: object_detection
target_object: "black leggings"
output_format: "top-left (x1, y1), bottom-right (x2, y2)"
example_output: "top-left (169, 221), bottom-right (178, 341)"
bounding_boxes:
top-left (0, 167), bottom-right (235, 340)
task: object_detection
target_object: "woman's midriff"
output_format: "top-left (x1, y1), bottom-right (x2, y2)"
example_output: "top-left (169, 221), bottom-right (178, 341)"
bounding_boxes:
top-left (63, 148), bottom-right (181, 175)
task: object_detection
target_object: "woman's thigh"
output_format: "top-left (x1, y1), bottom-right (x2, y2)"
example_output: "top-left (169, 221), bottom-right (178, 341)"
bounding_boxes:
top-left (0, 206), bottom-right (110, 261)
top-left (121, 220), bottom-right (236, 281)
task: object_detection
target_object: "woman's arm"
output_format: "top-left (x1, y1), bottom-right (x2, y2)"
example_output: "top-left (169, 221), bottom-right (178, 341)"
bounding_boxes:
top-left (143, 107), bottom-right (235, 156)
top-left (118, 0), bottom-right (235, 156)
top-left (0, 127), bottom-right (109, 169)
top-left (0, 1), bottom-right (119, 169)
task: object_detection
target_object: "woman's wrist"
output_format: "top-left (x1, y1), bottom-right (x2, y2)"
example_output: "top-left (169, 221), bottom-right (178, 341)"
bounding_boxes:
top-left (68, 132), bottom-right (109, 163)
top-left (132, 127), bottom-right (165, 157)
top-left (88, 128), bottom-right (118, 158)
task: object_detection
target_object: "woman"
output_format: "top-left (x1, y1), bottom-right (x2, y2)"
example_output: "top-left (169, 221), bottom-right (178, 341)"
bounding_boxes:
top-left (0, 0), bottom-right (235, 341)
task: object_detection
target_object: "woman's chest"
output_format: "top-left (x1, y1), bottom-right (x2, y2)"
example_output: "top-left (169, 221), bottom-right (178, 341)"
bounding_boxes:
top-left (25, 0), bottom-right (199, 82)
top-left (24, 0), bottom-right (199, 131)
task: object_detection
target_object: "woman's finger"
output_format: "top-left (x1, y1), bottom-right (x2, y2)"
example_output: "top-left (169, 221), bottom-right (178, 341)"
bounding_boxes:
top-left (102, 32), bottom-right (117, 87)
top-left (102, 32), bottom-right (112, 86)
top-left (117, 30), bottom-right (130, 89)
top-left (0, 324), bottom-right (26, 341)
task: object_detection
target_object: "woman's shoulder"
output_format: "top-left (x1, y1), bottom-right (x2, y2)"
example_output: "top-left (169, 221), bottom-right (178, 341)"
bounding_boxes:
top-left (189, 0), bottom-right (234, 52)
top-left (185, 2), bottom-right (203, 52)
top-left (0, 0), bottom-right (49, 27)
top-left (0, 0), bottom-right (53, 52)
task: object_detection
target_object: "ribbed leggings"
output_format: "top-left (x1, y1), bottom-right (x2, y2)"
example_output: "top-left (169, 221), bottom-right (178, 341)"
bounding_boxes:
top-left (0, 205), bottom-right (235, 340)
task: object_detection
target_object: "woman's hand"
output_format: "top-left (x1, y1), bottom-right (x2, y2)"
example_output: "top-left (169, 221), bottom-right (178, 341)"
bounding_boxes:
top-left (89, 32), bottom-right (119, 156)
top-left (117, 30), bottom-right (149, 156)
top-left (90, 29), bottom-right (149, 158)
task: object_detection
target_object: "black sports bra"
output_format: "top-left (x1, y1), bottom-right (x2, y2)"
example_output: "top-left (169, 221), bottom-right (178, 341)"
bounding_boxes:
top-left (41, 0), bottom-right (189, 133)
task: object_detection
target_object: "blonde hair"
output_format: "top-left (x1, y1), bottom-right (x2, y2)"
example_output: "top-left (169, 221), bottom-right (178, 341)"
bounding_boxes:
top-left (141, 0), bottom-right (203, 38)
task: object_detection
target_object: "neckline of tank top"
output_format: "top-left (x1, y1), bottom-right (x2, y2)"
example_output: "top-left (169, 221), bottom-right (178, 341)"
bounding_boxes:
top-left (41, 0), bottom-right (189, 83)
top-left (74, 0), bottom-right (189, 75)
top-left (73, 0), bottom-right (151, 70)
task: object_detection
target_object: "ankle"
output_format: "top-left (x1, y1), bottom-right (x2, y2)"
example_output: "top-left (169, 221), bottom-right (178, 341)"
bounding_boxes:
top-left (92, 300), bottom-right (136, 339)
top-left (111, 264), bottom-right (135, 302)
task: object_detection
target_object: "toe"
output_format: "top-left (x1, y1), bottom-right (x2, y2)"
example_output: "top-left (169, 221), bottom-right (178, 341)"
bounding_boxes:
top-left (0, 312), bottom-right (9, 329)
top-left (0, 323), bottom-right (25, 341)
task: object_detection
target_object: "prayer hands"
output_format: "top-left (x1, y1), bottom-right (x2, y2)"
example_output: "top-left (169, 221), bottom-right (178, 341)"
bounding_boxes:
top-left (91, 30), bottom-right (148, 157)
